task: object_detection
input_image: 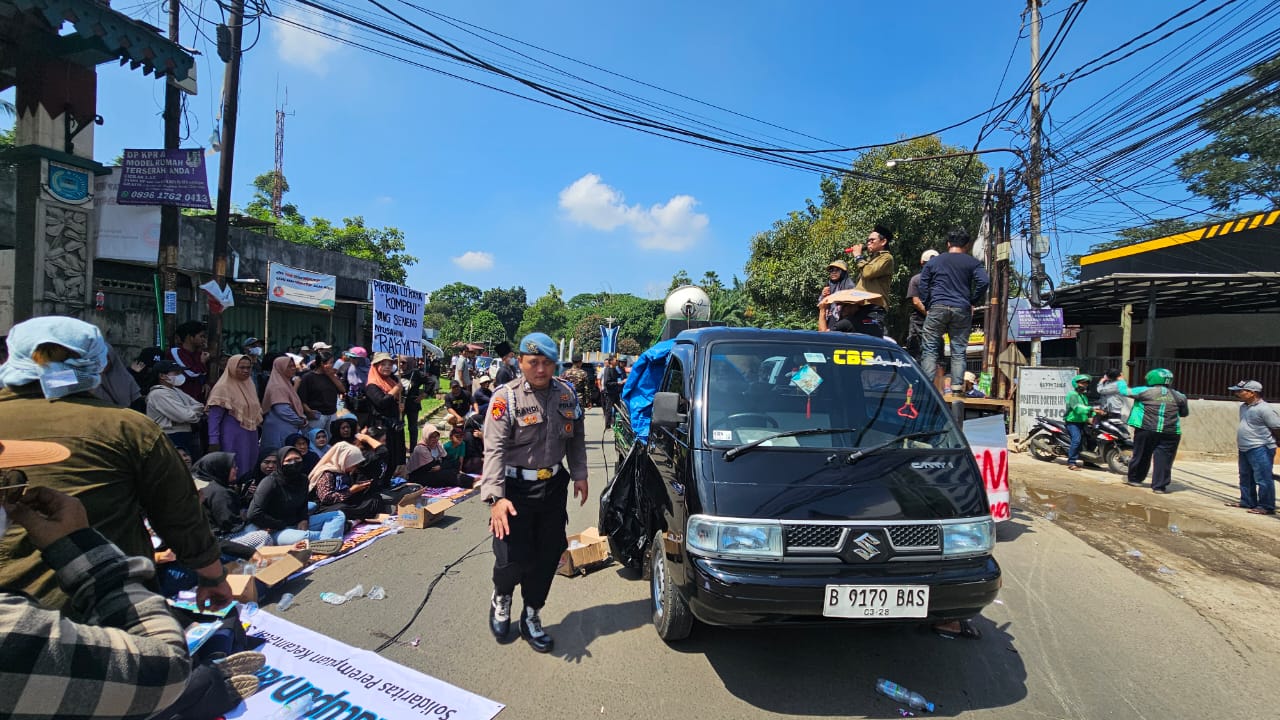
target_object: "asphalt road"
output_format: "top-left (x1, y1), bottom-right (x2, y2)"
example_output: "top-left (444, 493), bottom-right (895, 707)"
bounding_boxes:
top-left (264, 409), bottom-right (1280, 718)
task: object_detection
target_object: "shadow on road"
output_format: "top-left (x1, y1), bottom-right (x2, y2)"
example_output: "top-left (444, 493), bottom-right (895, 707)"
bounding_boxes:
top-left (673, 617), bottom-right (1027, 717)
top-left (549, 598), bottom-right (651, 664)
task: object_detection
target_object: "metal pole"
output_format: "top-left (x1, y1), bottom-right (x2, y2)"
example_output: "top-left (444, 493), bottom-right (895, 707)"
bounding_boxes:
top-left (1120, 303), bottom-right (1133, 374)
top-left (210, 0), bottom-right (246, 361)
top-left (158, 0), bottom-right (181, 340)
top-left (1028, 0), bottom-right (1045, 366)
top-left (263, 262), bottom-right (271, 350)
top-left (1145, 286), bottom-right (1157, 359)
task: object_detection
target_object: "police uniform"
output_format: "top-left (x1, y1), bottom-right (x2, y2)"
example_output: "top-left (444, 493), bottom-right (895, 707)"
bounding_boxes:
top-left (482, 334), bottom-right (587, 652)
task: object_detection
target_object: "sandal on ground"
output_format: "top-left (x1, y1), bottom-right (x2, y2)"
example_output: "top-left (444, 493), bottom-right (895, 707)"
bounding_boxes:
top-left (307, 538), bottom-right (345, 555)
top-left (1067, 465), bottom-right (1081, 471)
top-left (932, 619), bottom-right (982, 641)
top-left (1224, 502), bottom-right (1253, 509)
top-left (227, 674), bottom-right (260, 700)
top-left (214, 651), bottom-right (265, 678)
top-left (1246, 507), bottom-right (1275, 515)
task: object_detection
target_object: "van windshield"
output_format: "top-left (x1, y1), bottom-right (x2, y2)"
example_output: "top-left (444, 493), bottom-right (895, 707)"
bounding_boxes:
top-left (703, 341), bottom-right (965, 451)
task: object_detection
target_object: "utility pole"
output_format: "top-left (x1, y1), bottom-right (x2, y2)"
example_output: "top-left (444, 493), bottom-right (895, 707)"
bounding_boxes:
top-left (158, 0), bottom-right (181, 345)
top-left (210, 0), bottom-right (246, 362)
top-left (1027, 0), bottom-right (1048, 365)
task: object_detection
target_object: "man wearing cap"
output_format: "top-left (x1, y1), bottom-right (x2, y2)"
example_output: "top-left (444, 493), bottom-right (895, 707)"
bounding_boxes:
top-left (0, 316), bottom-right (231, 610)
top-left (472, 374), bottom-right (495, 418)
top-left (482, 333), bottom-right (588, 653)
top-left (1227, 380), bottom-right (1280, 515)
top-left (1, 444), bottom-right (192, 719)
top-left (906, 249), bottom-right (940, 358)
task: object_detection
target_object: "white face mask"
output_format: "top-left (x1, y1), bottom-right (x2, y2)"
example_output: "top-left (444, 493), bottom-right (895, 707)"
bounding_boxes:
top-left (167, 373), bottom-right (187, 387)
top-left (248, 347), bottom-right (263, 357)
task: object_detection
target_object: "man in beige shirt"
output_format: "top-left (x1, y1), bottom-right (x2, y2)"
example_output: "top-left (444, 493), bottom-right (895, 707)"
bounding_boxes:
top-left (482, 332), bottom-right (588, 653)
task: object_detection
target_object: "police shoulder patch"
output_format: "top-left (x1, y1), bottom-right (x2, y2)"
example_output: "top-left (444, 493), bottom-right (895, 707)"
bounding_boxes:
top-left (491, 395), bottom-right (508, 420)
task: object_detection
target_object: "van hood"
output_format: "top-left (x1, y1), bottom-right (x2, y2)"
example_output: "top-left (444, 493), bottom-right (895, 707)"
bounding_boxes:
top-left (704, 449), bottom-right (987, 521)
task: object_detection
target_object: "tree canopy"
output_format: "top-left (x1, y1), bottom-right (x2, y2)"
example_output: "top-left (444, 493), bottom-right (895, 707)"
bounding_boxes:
top-left (1174, 56), bottom-right (1280, 212)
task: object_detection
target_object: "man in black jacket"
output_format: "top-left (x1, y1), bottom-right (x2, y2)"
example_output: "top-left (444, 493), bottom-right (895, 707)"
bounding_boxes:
top-left (919, 229), bottom-right (990, 395)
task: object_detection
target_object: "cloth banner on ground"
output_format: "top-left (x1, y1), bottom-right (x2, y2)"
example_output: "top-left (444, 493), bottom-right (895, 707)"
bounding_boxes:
top-left (963, 413), bottom-right (1011, 522)
top-left (371, 280), bottom-right (425, 357)
top-left (235, 611), bottom-right (503, 719)
top-left (268, 263), bottom-right (337, 309)
top-left (288, 523), bottom-right (401, 578)
top-left (116, 149), bottom-right (212, 208)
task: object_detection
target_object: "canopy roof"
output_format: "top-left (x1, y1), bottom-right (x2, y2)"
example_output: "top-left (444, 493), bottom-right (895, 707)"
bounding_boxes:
top-left (1053, 272), bottom-right (1280, 324)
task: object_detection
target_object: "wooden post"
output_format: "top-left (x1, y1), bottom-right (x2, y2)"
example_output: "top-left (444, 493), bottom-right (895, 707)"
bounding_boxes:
top-left (1120, 303), bottom-right (1133, 374)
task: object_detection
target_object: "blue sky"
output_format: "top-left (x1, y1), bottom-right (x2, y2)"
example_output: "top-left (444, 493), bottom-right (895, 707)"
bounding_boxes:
top-left (8, 0), bottom-right (1271, 300)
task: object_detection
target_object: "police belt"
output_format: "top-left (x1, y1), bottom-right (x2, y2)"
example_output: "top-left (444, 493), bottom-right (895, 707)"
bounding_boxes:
top-left (506, 465), bottom-right (562, 481)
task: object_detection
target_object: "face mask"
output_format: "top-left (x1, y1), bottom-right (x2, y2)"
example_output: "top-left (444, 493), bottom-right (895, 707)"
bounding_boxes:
top-left (167, 373), bottom-right (187, 387)
top-left (281, 462), bottom-right (305, 481)
top-left (38, 361), bottom-right (99, 400)
top-left (249, 347), bottom-right (263, 357)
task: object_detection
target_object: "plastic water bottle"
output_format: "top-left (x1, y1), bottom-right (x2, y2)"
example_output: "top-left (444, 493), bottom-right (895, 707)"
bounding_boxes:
top-left (268, 696), bottom-right (314, 719)
top-left (344, 584), bottom-right (365, 601)
top-left (875, 679), bottom-right (935, 712)
top-left (276, 593), bottom-right (295, 611)
top-left (239, 602), bottom-right (259, 619)
top-left (367, 585), bottom-right (386, 600)
top-left (319, 592), bottom-right (347, 605)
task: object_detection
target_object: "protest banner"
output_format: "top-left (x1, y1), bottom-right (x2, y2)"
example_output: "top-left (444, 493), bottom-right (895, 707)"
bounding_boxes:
top-left (371, 280), bottom-right (425, 356)
top-left (268, 263), bottom-right (337, 310)
top-left (963, 414), bottom-right (1011, 522)
top-left (239, 611), bottom-right (503, 719)
top-left (116, 149), bottom-right (212, 208)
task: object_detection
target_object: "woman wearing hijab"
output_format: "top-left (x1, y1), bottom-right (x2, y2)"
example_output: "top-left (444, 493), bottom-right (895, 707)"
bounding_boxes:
top-left (247, 447), bottom-right (347, 545)
top-left (92, 345), bottom-right (143, 411)
top-left (329, 416), bottom-right (358, 446)
top-left (285, 432), bottom-right (319, 475)
top-left (308, 442), bottom-right (383, 521)
top-left (260, 355), bottom-right (310, 451)
top-left (307, 427), bottom-right (330, 457)
top-left (239, 447), bottom-right (279, 503)
top-left (205, 354), bottom-right (263, 478)
top-left (362, 352), bottom-right (406, 480)
top-left (192, 452), bottom-right (271, 548)
top-left (406, 423), bottom-right (459, 488)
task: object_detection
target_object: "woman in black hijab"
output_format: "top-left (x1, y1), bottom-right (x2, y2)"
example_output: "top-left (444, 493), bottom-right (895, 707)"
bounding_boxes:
top-left (239, 446), bottom-right (280, 503)
top-left (192, 452), bottom-right (270, 548)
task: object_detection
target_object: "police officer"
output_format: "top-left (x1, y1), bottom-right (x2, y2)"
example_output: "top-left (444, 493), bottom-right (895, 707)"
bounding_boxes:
top-left (483, 333), bottom-right (589, 652)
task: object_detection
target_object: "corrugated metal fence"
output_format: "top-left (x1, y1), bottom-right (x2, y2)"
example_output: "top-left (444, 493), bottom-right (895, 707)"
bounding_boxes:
top-left (1044, 356), bottom-right (1280, 400)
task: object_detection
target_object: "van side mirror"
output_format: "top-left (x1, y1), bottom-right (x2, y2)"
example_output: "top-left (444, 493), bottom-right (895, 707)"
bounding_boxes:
top-left (652, 391), bottom-right (687, 429)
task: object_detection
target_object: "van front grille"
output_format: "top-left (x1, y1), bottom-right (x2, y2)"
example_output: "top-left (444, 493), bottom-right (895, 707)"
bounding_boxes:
top-left (784, 525), bottom-right (843, 549)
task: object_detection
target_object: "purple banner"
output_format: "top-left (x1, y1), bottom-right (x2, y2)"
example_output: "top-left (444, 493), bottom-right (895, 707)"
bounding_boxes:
top-left (1014, 307), bottom-right (1064, 338)
top-left (116, 149), bottom-right (212, 208)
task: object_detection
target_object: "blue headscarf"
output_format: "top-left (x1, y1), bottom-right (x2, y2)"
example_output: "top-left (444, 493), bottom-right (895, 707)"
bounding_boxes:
top-left (0, 316), bottom-right (109, 399)
top-left (306, 426), bottom-right (328, 456)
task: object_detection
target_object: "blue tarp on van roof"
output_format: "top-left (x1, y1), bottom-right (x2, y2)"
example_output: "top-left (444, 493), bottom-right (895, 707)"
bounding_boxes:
top-left (619, 339), bottom-right (676, 444)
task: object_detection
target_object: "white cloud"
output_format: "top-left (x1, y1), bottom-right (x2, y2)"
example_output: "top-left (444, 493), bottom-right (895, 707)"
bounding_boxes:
top-left (452, 251), bottom-right (494, 271)
top-left (558, 174), bottom-right (708, 252)
top-left (272, 12), bottom-right (341, 74)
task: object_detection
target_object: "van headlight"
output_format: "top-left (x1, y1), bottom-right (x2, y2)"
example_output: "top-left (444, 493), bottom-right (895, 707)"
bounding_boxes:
top-left (687, 515), bottom-right (783, 559)
top-left (941, 519), bottom-right (995, 556)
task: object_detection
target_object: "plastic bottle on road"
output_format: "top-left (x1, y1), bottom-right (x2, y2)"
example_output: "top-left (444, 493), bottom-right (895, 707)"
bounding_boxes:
top-left (277, 593), bottom-right (295, 611)
top-left (344, 584), bottom-right (365, 601)
top-left (268, 695), bottom-right (314, 719)
top-left (875, 679), bottom-right (935, 712)
top-left (367, 585), bottom-right (386, 600)
top-left (319, 592), bottom-right (347, 605)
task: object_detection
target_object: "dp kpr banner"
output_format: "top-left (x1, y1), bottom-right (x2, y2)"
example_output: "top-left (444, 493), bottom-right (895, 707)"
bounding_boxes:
top-left (268, 263), bottom-right (336, 310)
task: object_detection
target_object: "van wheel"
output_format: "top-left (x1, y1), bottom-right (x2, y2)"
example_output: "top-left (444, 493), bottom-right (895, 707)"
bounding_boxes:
top-left (1029, 434), bottom-right (1057, 462)
top-left (1106, 446), bottom-right (1131, 475)
top-left (650, 531), bottom-right (693, 642)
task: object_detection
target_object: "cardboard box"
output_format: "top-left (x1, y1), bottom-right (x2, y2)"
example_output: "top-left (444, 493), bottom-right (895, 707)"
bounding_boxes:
top-left (395, 488), bottom-right (455, 529)
top-left (557, 526), bottom-right (611, 577)
top-left (224, 545), bottom-right (311, 603)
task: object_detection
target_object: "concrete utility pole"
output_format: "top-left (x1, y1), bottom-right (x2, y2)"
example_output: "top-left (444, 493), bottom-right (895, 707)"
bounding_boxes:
top-left (1027, 0), bottom-right (1048, 365)
top-left (210, 0), bottom-right (246, 361)
top-left (157, 0), bottom-right (181, 345)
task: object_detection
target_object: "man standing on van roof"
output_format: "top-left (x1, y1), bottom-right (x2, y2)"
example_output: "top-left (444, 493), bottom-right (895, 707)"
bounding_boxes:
top-left (906, 248), bottom-right (940, 359)
top-left (846, 225), bottom-right (897, 338)
top-left (482, 333), bottom-right (588, 653)
top-left (919, 229), bottom-right (990, 395)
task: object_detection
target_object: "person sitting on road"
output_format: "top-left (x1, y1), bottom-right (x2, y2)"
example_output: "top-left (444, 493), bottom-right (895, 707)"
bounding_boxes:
top-left (329, 416), bottom-right (358, 445)
top-left (1, 483), bottom-right (192, 719)
top-left (246, 447), bottom-right (347, 547)
top-left (407, 423), bottom-right (460, 489)
top-left (191, 452), bottom-right (271, 549)
top-left (286, 432), bottom-right (319, 476)
top-left (308, 443), bottom-right (383, 521)
top-left (239, 447), bottom-right (279, 504)
top-left (445, 381), bottom-right (472, 427)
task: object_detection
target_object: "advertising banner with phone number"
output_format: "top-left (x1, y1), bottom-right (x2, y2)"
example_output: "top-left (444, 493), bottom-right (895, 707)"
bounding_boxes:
top-left (116, 149), bottom-right (212, 208)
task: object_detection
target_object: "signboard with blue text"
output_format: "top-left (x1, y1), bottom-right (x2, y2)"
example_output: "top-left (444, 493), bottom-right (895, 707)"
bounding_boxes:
top-left (267, 263), bottom-right (336, 310)
top-left (116, 149), bottom-right (212, 208)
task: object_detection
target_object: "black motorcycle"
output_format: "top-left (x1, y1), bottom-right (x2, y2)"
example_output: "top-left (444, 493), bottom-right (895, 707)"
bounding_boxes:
top-left (1027, 415), bottom-right (1133, 474)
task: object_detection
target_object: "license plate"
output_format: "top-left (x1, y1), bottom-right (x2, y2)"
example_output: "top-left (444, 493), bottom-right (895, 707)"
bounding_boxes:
top-left (822, 585), bottom-right (930, 619)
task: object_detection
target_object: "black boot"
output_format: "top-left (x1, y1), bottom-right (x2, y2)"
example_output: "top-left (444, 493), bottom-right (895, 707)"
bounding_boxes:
top-left (489, 592), bottom-right (513, 642)
top-left (519, 606), bottom-right (554, 653)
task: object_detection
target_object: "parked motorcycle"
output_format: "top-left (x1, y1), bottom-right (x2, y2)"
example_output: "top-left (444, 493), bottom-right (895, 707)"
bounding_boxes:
top-left (1027, 415), bottom-right (1133, 474)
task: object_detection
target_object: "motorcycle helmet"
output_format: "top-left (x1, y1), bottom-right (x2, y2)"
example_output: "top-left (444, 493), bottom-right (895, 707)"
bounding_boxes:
top-left (1072, 373), bottom-right (1091, 386)
top-left (1144, 368), bottom-right (1173, 386)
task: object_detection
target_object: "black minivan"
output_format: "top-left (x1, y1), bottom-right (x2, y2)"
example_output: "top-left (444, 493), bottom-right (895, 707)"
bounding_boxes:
top-left (608, 327), bottom-right (1001, 641)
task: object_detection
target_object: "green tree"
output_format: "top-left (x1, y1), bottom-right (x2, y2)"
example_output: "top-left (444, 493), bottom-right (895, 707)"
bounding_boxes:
top-left (1174, 56), bottom-right (1280, 211)
top-left (517, 285), bottom-right (569, 339)
top-left (667, 270), bottom-right (692, 293)
top-left (1062, 218), bottom-right (1198, 283)
top-left (745, 136), bottom-right (988, 335)
top-left (426, 282), bottom-right (482, 348)
top-left (572, 313), bottom-right (606, 352)
top-left (458, 309), bottom-right (507, 347)
top-left (479, 286), bottom-right (527, 341)
top-left (617, 338), bottom-right (643, 356)
top-left (246, 171), bottom-right (305, 225)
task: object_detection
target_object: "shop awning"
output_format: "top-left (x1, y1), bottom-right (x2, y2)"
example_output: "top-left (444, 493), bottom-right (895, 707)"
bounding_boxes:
top-left (2, 0), bottom-right (194, 81)
top-left (1053, 272), bottom-right (1280, 325)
